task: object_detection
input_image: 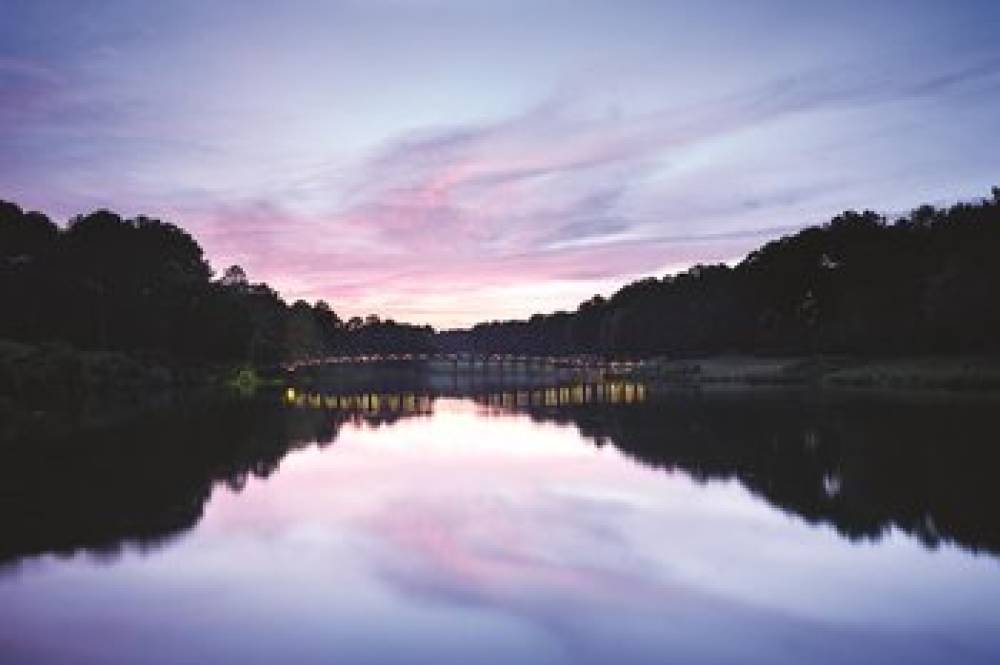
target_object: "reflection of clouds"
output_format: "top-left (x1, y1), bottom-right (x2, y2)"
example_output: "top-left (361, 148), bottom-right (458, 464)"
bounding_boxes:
top-left (0, 400), bottom-right (994, 665)
top-left (198, 403), bottom-right (1000, 664)
top-left (358, 493), bottom-right (680, 664)
top-left (365, 492), bottom-right (653, 606)
top-left (354, 489), bottom-right (916, 665)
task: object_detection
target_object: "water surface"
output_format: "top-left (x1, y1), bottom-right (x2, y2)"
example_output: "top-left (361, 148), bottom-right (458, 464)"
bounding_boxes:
top-left (1, 385), bottom-right (998, 664)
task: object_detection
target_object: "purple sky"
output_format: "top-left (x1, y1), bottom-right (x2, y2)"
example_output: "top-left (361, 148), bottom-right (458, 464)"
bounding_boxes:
top-left (3, 1), bottom-right (1000, 327)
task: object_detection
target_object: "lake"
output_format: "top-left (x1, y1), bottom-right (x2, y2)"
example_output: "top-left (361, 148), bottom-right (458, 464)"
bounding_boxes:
top-left (1, 381), bottom-right (999, 664)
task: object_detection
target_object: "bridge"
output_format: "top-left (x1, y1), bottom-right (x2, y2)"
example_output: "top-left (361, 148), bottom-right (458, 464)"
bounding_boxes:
top-left (284, 353), bottom-right (644, 374)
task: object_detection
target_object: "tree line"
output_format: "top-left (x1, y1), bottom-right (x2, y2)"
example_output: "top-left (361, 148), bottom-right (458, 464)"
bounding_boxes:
top-left (0, 203), bottom-right (433, 368)
top-left (3, 187), bottom-right (999, 367)
top-left (451, 187), bottom-right (1000, 357)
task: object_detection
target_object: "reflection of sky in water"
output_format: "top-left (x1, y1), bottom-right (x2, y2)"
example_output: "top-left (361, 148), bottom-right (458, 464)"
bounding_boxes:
top-left (1, 399), bottom-right (998, 664)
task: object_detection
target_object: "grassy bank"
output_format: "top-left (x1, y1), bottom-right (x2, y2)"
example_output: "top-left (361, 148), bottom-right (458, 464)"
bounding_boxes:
top-left (0, 339), bottom-right (272, 441)
top-left (640, 355), bottom-right (1000, 391)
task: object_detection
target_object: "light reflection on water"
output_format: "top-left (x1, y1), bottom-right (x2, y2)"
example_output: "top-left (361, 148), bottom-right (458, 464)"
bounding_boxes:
top-left (0, 388), bottom-right (998, 665)
top-left (283, 379), bottom-right (648, 413)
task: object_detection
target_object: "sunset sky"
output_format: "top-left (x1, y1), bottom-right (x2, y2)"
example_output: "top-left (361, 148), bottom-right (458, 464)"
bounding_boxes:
top-left (3, 1), bottom-right (1000, 327)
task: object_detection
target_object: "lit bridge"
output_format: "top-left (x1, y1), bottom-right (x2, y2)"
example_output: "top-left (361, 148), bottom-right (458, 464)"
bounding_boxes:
top-left (284, 353), bottom-right (643, 374)
top-left (284, 380), bottom-right (648, 414)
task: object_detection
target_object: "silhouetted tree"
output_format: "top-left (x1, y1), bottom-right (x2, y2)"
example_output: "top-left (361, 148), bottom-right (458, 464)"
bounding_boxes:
top-left (3, 187), bottom-right (999, 368)
top-left (442, 188), bottom-right (1000, 357)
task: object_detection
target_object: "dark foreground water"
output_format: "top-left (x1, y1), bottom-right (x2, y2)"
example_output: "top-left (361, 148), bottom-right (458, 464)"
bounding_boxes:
top-left (1, 382), bottom-right (999, 664)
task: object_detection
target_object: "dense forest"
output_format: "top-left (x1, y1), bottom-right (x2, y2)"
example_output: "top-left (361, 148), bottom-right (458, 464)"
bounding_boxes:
top-left (451, 187), bottom-right (1000, 357)
top-left (2, 187), bottom-right (999, 373)
top-left (0, 203), bottom-right (434, 369)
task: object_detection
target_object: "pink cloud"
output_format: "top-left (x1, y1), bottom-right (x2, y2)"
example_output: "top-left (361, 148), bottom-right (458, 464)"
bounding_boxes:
top-left (178, 97), bottom-right (787, 324)
top-left (47, 62), bottom-right (989, 326)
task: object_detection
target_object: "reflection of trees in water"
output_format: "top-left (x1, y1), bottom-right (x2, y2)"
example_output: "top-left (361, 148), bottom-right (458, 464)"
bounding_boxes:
top-left (0, 398), bottom-right (417, 565)
top-left (1, 389), bottom-right (998, 567)
top-left (520, 392), bottom-right (1000, 557)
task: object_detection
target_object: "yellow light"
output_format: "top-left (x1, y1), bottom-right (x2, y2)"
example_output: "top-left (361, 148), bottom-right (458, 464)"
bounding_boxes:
top-left (285, 387), bottom-right (296, 402)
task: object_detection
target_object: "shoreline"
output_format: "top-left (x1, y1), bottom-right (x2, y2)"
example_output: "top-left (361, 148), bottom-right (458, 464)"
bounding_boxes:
top-left (636, 355), bottom-right (1000, 393)
top-left (5, 338), bottom-right (1000, 444)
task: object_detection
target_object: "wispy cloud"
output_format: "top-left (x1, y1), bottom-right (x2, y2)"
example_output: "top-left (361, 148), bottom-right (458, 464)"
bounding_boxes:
top-left (175, 55), bottom-right (1000, 325)
top-left (3, 0), bottom-right (1000, 325)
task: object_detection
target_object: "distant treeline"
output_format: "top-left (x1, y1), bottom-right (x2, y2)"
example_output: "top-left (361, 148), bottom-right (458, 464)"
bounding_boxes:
top-left (446, 188), bottom-right (1000, 357)
top-left (3, 188), bottom-right (999, 367)
top-left (0, 203), bottom-right (434, 367)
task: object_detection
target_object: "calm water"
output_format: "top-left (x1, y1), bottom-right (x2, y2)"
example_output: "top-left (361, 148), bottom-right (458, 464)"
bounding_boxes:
top-left (1, 383), bottom-right (999, 664)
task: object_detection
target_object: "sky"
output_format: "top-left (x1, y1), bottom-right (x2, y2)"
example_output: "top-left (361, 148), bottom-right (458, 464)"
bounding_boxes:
top-left (2, 1), bottom-right (1000, 327)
